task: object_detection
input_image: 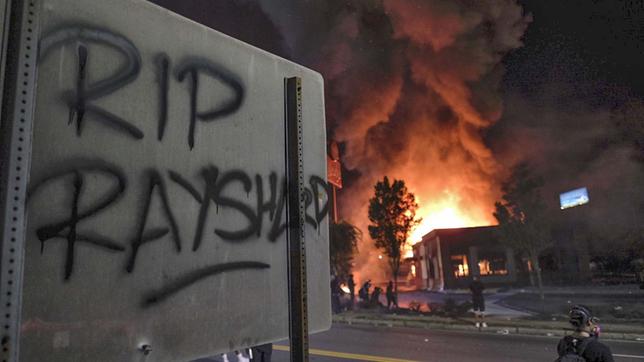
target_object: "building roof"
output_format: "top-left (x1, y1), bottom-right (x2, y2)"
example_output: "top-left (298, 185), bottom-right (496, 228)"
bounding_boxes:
top-left (417, 225), bottom-right (499, 248)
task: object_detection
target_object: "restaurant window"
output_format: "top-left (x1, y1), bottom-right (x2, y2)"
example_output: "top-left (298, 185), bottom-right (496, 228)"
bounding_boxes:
top-left (478, 251), bottom-right (508, 276)
top-left (450, 254), bottom-right (469, 277)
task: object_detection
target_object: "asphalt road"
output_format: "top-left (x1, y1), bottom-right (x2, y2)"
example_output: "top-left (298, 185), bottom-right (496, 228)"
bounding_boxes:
top-left (267, 324), bottom-right (644, 362)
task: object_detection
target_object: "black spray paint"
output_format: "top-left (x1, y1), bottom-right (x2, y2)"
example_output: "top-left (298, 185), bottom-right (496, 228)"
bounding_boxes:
top-left (39, 27), bottom-right (246, 149)
top-left (27, 161), bottom-right (127, 280)
top-left (28, 160), bottom-right (330, 303)
top-left (126, 170), bottom-right (182, 273)
top-left (39, 25), bottom-right (144, 140)
top-left (176, 58), bottom-right (245, 149)
top-left (142, 261), bottom-right (269, 307)
top-left (155, 53), bottom-right (171, 141)
top-left (33, 25), bottom-right (328, 306)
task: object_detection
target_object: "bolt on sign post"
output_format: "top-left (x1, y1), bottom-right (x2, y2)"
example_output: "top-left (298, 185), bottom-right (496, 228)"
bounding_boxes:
top-left (0, 0), bottom-right (331, 361)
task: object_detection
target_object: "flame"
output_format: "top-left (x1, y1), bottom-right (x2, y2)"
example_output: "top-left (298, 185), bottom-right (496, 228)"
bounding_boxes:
top-left (340, 284), bottom-right (350, 294)
top-left (409, 197), bottom-right (483, 244)
top-left (402, 192), bottom-right (496, 258)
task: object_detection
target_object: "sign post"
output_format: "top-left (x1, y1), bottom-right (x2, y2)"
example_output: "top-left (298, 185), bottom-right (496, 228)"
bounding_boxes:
top-left (0, 1), bottom-right (40, 360)
top-left (285, 77), bottom-right (309, 361)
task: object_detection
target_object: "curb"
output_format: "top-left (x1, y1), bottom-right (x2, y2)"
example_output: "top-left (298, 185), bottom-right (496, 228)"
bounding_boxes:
top-left (332, 315), bottom-right (644, 342)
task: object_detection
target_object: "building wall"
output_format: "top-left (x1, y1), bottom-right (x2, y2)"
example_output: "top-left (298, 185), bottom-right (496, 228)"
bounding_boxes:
top-left (412, 226), bottom-right (517, 290)
top-left (412, 236), bottom-right (444, 290)
top-left (443, 245), bottom-right (516, 289)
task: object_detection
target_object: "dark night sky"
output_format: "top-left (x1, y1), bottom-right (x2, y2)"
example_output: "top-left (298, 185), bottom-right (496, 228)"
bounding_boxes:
top-left (489, 0), bottom-right (644, 164)
top-left (502, 0), bottom-right (644, 102)
top-left (492, 0), bottom-right (644, 171)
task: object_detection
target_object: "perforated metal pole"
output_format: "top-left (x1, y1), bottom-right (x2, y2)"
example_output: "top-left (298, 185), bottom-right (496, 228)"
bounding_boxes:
top-left (285, 77), bottom-right (309, 362)
top-left (0, 0), bottom-right (39, 361)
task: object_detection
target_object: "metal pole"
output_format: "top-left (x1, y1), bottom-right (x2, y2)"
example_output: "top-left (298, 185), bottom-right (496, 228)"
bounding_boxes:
top-left (332, 185), bottom-right (337, 223)
top-left (1, 0), bottom-right (39, 361)
top-left (0, 0), bottom-right (12, 113)
top-left (284, 77), bottom-right (309, 362)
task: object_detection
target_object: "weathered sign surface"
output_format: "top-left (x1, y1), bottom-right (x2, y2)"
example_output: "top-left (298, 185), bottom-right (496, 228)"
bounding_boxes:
top-left (16, 0), bottom-right (330, 360)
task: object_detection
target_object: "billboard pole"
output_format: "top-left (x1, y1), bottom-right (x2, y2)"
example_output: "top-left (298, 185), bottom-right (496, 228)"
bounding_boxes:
top-left (285, 77), bottom-right (309, 362)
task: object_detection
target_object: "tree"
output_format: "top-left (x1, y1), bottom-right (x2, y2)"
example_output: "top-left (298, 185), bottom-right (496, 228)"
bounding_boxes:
top-left (493, 163), bottom-right (551, 302)
top-left (612, 100), bottom-right (644, 286)
top-left (612, 99), bottom-right (644, 163)
top-left (368, 176), bottom-right (421, 299)
top-left (329, 220), bottom-right (361, 279)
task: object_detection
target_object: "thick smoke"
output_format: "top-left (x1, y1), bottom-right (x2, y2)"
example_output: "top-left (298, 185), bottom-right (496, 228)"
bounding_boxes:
top-left (493, 85), bottom-right (644, 256)
top-left (258, 0), bottom-right (531, 281)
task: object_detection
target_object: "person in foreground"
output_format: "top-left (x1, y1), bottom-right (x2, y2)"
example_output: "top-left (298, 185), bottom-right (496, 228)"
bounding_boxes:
top-left (556, 305), bottom-right (614, 362)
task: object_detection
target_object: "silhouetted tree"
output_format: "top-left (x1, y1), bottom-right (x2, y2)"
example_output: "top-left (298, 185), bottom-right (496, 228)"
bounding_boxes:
top-left (494, 163), bottom-right (551, 302)
top-left (368, 177), bottom-right (421, 299)
top-left (612, 100), bottom-right (644, 286)
top-left (329, 220), bottom-right (361, 279)
top-left (612, 99), bottom-right (644, 163)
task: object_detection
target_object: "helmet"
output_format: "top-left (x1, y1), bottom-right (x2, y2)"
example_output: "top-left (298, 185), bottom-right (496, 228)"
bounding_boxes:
top-left (569, 305), bottom-right (596, 329)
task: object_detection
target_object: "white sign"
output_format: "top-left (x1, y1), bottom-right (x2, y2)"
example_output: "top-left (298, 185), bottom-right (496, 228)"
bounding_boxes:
top-left (18, 0), bottom-right (330, 360)
top-left (559, 187), bottom-right (589, 210)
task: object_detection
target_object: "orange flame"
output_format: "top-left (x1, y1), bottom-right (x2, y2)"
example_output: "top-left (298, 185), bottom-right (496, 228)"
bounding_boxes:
top-left (403, 191), bottom-right (496, 258)
top-left (340, 284), bottom-right (350, 294)
top-left (409, 197), bottom-right (484, 243)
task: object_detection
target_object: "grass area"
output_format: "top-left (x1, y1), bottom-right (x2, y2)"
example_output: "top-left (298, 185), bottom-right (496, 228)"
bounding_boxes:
top-left (501, 292), bottom-right (644, 323)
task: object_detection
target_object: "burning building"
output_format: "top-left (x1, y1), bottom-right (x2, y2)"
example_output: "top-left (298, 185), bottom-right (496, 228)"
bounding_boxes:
top-left (411, 226), bottom-right (517, 290)
top-left (318, 1), bottom-right (531, 283)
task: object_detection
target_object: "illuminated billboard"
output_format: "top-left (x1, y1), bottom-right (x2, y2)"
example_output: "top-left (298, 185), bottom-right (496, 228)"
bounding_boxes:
top-left (560, 187), bottom-right (590, 210)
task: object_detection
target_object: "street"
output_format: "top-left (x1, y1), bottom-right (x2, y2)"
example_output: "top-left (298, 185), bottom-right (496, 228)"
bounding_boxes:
top-left (268, 324), bottom-right (644, 362)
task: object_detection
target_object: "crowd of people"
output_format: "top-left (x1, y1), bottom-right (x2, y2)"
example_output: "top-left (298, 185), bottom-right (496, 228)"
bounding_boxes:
top-left (215, 274), bottom-right (615, 362)
top-left (330, 274), bottom-right (615, 361)
top-left (331, 274), bottom-right (399, 312)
